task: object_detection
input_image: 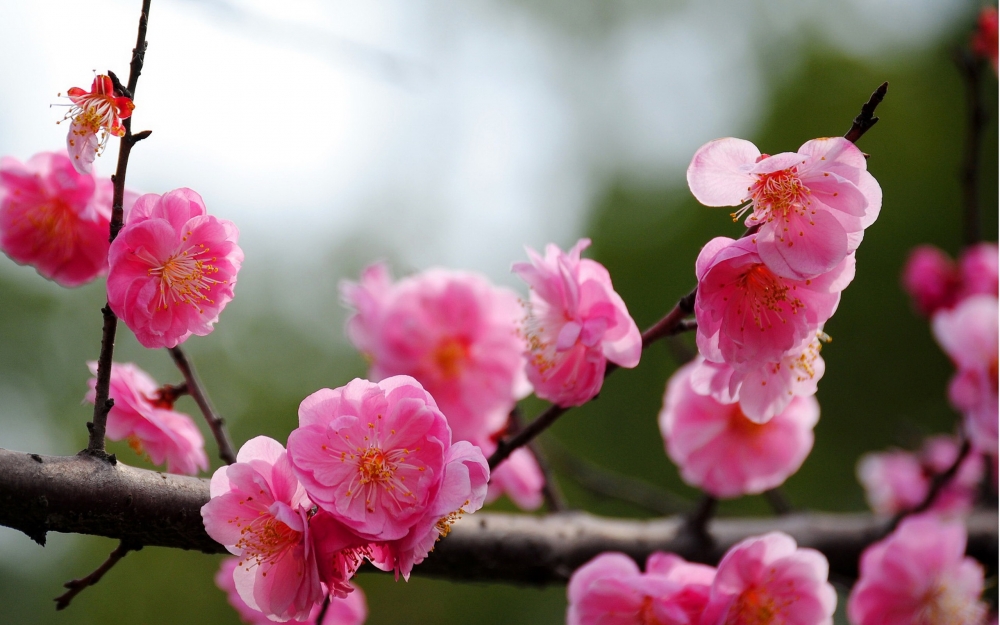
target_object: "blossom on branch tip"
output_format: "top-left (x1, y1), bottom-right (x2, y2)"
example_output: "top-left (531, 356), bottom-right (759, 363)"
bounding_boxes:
top-left (84, 361), bottom-right (207, 475)
top-left (0, 151), bottom-right (136, 286)
top-left (286, 377), bottom-right (452, 541)
top-left (847, 515), bottom-right (988, 625)
top-left (659, 360), bottom-right (817, 498)
top-left (694, 236), bottom-right (853, 370)
top-left (202, 437), bottom-right (324, 622)
top-left (701, 532), bottom-right (836, 625)
top-left (107, 188), bottom-right (243, 349)
top-left (687, 137), bottom-right (881, 280)
top-left (972, 7), bottom-right (999, 74)
top-left (340, 263), bottom-right (529, 449)
top-left (512, 238), bottom-right (641, 407)
top-left (61, 75), bottom-right (134, 174)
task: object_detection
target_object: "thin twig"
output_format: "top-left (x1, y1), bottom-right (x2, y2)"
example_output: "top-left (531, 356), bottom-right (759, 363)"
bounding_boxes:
top-left (763, 488), bottom-right (794, 516)
top-left (85, 0), bottom-right (153, 458)
top-left (545, 442), bottom-right (691, 515)
top-left (54, 541), bottom-right (140, 610)
top-left (314, 595), bottom-right (330, 625)
top-left (506, 409), bottom-right (568, 512)
top-left (844, 82), bottom-right (888, 144)
top-left (168, 346), bottom-right (237, 465)
top-left (956, 50), bottom-right (985, 246)
top-left (888, 438), bottom-right (972, 532)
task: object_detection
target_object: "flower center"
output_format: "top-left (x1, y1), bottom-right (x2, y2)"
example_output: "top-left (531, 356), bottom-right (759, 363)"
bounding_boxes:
top-left (749, 167), bottom-right (808, 222)
top-left (728, 585), bottom-right (788, 625)
top-left (917, 581), bottom-right (987, 625)
top-left (235, 516), bottom-right (299, 573)
top-left (23, 202), bottom-right (76, 262)
top-left (146, 243), bottom-right (222, 313)
top-left (341, 440), bottom-right (420, 514)
top-left (732, 263), bottom-right (803, 330)
top-left (638, 595), bottom-right (664, 625)
top-left (432, 338), bottom-right (468, 380)
top-left (730, 407), bottom-right (768, 437)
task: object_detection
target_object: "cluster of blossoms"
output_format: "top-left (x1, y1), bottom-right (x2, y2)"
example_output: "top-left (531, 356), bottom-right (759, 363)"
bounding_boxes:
top-left (340, 239), bottom-right (640, 509)
top-left (568, 532), bottom-right (837, 624)
top-left (202, 376), bottom-right (490, 622)
top-left (656, 136), bottom-right (879, 499)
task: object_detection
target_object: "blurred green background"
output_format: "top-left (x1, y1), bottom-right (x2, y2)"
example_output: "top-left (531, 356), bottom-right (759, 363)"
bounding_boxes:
top-left (0, 4), bottom-right (997, 625)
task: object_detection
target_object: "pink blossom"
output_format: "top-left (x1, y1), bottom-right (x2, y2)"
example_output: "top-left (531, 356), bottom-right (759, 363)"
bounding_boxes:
top-left (215, 557), bottom-right (368, 625)
top-left (848, 515), bottom-right (988, 625)
top-left (340, 262), bottom-right (529, 446)
top-left (958, 243), bottom-right (999, 302)
top-left (84, 361), bottom-right (207, 475)
top-left (287, 377), bottom-right (451, 541)
top-left (370, 440), bottom-right (489, 580)
top-left (702, 532), bottom-right (836, 625)
top-left (902, 245), bottom-right (960, 316)
top-left (202, 437), bottom-right (324, 622)
top-left (659, 361), bottom-right (817, 498)
top-left (512, 238), bottom-right (642, 407)
top-left (62, 75), bottom-right (135, 174)
top-left (687, 137), bottom-right (881, 280)
top-left (107, 188), bottom-right (243, 349)
top-left (690, 332), bottom-right (826, 424)
top-left (0, 152), bottom-right (135, 286)
top-left (972, 7), bottom-right (999, 74)
top-left (567, 552), bottom-right (716, 625)
top-left (695, 236), bottom-right (853, 369)
top-left (932, 295), bottom-right (999, 453)
top-left (857, 435), bottom-right (984, 517)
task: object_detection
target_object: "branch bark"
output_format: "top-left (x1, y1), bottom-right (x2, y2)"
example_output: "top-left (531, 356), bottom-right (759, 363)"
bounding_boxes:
top-left (1, 449), bottom-right (994, 585)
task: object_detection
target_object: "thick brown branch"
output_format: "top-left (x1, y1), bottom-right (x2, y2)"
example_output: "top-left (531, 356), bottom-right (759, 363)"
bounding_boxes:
top-left (54, 541), bottom-right (139, 610)
top-left (86, 0), bottom-right (154, 457)
top-left (168, 347), bottom-right (237, 465)
top-left (1, 450), bottom-right (994, 584)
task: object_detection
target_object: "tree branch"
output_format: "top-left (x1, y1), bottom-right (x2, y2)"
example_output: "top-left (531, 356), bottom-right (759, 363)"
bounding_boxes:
top-left (168, 347), bottom-right (237, 465)
top-left (887, 437), bottom-right (973, 533)
top-left (956, 50), bottom-right (985, 246)
top-left (54, 541), bottom-right (140, 610)
top-left (86, 0), bottom-right (154, 458)
top-left (843, 81), bottom-right (888, 144)
top-left (1, 449), bottom-right (993, 585)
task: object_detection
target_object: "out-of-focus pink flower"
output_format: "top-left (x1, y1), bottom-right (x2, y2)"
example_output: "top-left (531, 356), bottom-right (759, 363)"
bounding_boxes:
top-left (687, 137), bottom-right (881, 280)
top-left (107, 188), bottom-right (243, 349)
top-left (567, 552), bottom-right (715, 625)
top-left (902, 245), bottom-right (961, 316)
top-left (958, 243), bottom-right (999, 301)
top-left (701, 532), bottom-right (836, 625)
top-left (690, 332), bottom-right (826, 423)
top-left (659, 361), bottom-right (817, 498)
top-left (62, 75), bottom-right (135, 174)
top-left (972, 7), bottom-right (999, 74)
top-left (287, 377), bottom-right (451, 541)
top-left (202, 437), bottom-right (324, 622)
top-left (857, 435), bottom-right (984, 517)
top-left (512, 238), bottom-right (641, 407)
top-left (848, 515), bottom-right (987, 625)
top-left (84, 361), bottom-right (207, 475)
top-left (370, 440), bottom-right (489, 580)
top-left (340, 263), bottom-right (529, 446)
top-left (215, 557), bottom-right (368, 625)
top-left (933, 295), bottom-right (999, 453)
top-left (0, 152), bottom-right (135, 286)
top-left (483, 445), bottom-right (545, 511)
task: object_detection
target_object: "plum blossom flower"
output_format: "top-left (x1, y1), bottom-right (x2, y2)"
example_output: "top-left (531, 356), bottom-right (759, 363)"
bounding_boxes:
top-left (687, 137), bottom-right (881, 280)
top-left (61, 75), bottom-right (135, 174)
top-left (84, 361), bottom-right (207, 475)
top-left (202, 437), bottom-right (324, 622)
top-left (972, 7), bottom-right (999, 74)
top-left (370, 440), bottom-right (489, 580)
top-left (107, 188), bottom-right (243, 349)
top-left (902, 243), bottom-right (998, 316)
top-left (932, 295), bottom-right (999, 453)
top-left (567, 552), bottom-right (716, 625)
top-left (690, 332), bottom-right (827, 424)
top-left (847, 515), bottom-right (988, 625)
top-left (659, 361), bottom-right (818, 498)
top-left (215, 557), bottom-right (368, 625)
top-left (512, 238), bottom-right (641, 407)
top-left (957, 243), bottom-right (999, 302)
top-left (701, 532), bottom-right (836, 625)
top-left (340, 263), bottom-right (529, 447)
top-left (286, 377), bottom-right (452, 541)
top-left (695, 236), bottom-right (853, 370)
top-left (856, 435), bottom-right (984, 517)
top-left (0, 151), bottom-right (136, 286)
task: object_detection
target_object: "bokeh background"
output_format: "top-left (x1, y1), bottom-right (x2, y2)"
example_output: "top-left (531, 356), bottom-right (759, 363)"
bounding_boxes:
top-left (0, 0), bottom-right (996, 623)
